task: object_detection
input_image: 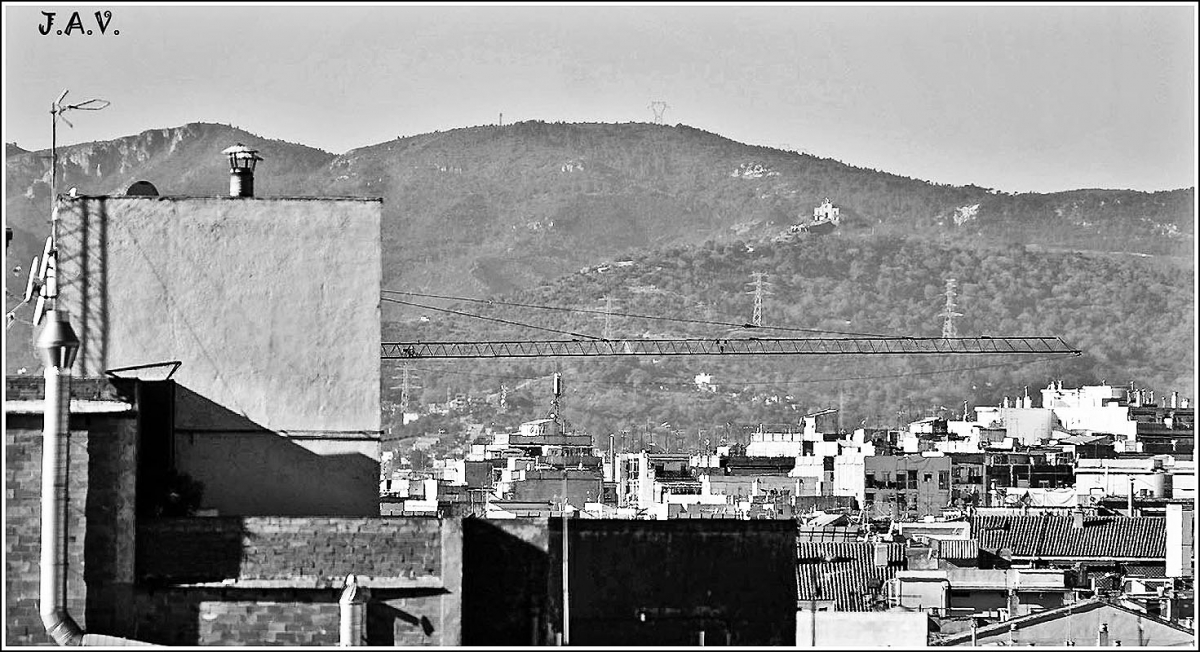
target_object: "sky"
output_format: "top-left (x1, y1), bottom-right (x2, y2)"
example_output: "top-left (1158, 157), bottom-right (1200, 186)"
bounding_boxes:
top-left (2, 2), bottom-right (1196, 194)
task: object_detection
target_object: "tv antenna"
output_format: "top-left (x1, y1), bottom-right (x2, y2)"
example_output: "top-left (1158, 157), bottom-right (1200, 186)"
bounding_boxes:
top-left (42, 92), bottom-right (109, 324)
top-left (648, 101), bottom-right (669, 125)
top-left (9, 91), bottom-right (110, 330)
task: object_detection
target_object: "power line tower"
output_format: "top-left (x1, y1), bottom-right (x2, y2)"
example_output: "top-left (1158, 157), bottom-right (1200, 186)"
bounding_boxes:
top-left (398, 364), bottom-right (419, 412)
top-left (648, 101), bottom-right (669, 125)
top-left (596, 295), bottom-right (618, 340)
top-left (939, 278), bottom-right (963, 339)
top-left (746, 272), bottom-right (773, 327)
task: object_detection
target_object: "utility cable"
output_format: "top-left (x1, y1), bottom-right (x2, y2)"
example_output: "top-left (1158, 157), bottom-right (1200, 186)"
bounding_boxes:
top-left (382, 289), bottom-right (889, 337)
top-left (382, 296), bottom-right (603, 341)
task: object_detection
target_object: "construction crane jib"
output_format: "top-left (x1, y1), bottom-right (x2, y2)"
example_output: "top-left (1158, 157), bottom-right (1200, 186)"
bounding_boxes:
top-left (381, 337), bottom-right (1081, 359)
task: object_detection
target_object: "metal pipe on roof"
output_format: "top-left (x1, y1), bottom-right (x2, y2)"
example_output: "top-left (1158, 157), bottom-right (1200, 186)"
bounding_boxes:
top-left (37, 310), bottom-right (158, 647)
top-left (339, 574), bottom-right (368, 646)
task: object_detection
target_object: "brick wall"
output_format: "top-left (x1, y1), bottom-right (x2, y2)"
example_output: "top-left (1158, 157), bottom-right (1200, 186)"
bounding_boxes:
top-left (7, 385), bottom-right (461, 646)
top-left (5, 376), bottom-right (134, 402)
top-left (5, 416), bottom-right (94, 646)
top-left (551, 519), bottom-right (799, 646)
top-left (462, 517), bottom-right (551, 645)
top-left (122, 516), bottom-right (460, 646)
top-left (137, 517), bottom-right (443, 585)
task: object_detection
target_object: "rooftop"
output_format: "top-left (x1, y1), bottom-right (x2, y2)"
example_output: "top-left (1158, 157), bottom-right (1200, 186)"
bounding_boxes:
top-left (971, 515), bottom-right (1166, 560)
top-left (796, 542), bottom-right (905, 611)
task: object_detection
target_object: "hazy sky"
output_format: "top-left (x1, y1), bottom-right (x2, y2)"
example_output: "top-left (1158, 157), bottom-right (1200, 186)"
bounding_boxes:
top-left (3, 2), bottom-right (1196, 193)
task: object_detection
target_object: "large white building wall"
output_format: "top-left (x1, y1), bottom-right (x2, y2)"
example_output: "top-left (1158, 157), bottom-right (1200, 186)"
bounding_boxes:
top-left (59, 195), bottom-right (382, 434)
top-left (1051, 405), bottom-right (1137, 437)
top-left (796, 611), bottom-right (927, 648)
top-left (833, 454), bottom-right (865, 507)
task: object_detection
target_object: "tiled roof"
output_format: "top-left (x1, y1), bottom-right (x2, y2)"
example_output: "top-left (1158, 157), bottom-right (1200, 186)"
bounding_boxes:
top-left (1122, 563), bottom-right (1167, 578)
top-left (796, 542), bottom-right (904, 611)
top-left (971, 515), bottom-right (1165, 560)
top-left (933, 538), bottom-right (979, 561)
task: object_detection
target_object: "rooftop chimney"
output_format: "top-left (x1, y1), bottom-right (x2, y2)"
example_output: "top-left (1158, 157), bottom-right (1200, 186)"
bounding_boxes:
top-left (1127, 478), bottom-right (1136, 517)
top-left (1171, 392), bottom-right (1179, 409)
top-left (1072, 510), bottom-right (1085, 529)
top-left (222, 144), bottom-right (262, 198)
top-left (873, 542), bottom-right (889, 567)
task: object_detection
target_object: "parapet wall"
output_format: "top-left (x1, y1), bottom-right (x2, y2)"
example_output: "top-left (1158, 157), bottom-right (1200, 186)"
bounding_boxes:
top-left (137, 517), bottom-right (444, 586)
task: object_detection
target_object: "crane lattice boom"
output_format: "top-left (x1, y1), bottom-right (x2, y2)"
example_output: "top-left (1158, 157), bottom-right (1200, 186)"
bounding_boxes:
top-left (381, 337), bottom-right (1080, 359)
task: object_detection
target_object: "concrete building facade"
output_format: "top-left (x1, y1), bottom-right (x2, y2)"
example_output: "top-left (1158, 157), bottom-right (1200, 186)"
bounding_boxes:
top-left (55, 194), bottom-right (384, 516)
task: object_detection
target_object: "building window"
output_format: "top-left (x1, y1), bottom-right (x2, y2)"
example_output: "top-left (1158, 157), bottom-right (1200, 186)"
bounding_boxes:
top-left (924, 473), bottom-right (933, 483)
top-left (866, 473), bottom-right (876, 488)
top-left (939, 471), bottom-right (950, 490)
top-left (908, 470), bottom-right (918, 489)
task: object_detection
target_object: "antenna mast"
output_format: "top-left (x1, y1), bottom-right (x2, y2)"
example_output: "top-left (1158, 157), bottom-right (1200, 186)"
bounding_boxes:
top-left (8, 91), bottom-right (109, 332)
top-left (46, 90), bottom-right (109, 313)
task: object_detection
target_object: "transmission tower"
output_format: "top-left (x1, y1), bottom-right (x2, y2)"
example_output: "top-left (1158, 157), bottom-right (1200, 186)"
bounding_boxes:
top-left (596, 295), bottom-right (619, 340)
top-left (398, 364), bottom-right (420, 412)
top-left (648, 101), bottom-right (669, 125)
top-left (939, 278), bottom-right (963, 339)
top-left (746, 272), bottom-right (773, 327)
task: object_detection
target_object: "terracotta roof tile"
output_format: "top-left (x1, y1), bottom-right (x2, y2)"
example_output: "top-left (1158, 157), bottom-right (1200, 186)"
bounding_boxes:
top-left (970, 515), bottom-right (1165, 560)
top-left (796, 542), bottom-right (904, 611)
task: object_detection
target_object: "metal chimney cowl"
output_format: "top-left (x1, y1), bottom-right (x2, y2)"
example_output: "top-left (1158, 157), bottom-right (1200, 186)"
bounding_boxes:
top-left (36, 310), bottom-right (80, 370)
top-left (222, 144), bottom-right (263, 198)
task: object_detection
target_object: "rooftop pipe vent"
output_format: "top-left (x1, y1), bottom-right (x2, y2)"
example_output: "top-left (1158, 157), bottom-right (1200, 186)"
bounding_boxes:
top-left (222, 144), bottom-right (262, 198)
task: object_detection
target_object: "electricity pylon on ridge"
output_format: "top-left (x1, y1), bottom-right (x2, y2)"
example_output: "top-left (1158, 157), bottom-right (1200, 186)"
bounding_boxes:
top-left (746, 272), bottom-right (773, 327)
top-left (939, 278), bottom-right (963, 339)
top-left (648, 101), bottom-right (669, 125)
top-left (398, 364), bottom-right (420, 412)
top-left (596, 295), bottom-right (619, 340)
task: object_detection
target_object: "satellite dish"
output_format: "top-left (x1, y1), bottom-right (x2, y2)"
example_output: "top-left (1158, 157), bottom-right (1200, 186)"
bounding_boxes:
top-left (23, 256), bottom-right (40, 302)
top-left (32, 294), bottom-right (47, 327)
top-left (38, 237), bottom-right (53, 276)
top-left (32, 256), bottom-right (54, 326)
top-left (126, 180), bottom-right (159, 196)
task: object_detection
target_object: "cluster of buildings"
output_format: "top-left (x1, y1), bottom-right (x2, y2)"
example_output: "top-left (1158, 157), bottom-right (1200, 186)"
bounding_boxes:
top-left (378, 372), bottom-right (1196, 645)
top-left (4, 149), bottom-right (1194, 647)
top-left (385, 379), bottom-right (1193, 524)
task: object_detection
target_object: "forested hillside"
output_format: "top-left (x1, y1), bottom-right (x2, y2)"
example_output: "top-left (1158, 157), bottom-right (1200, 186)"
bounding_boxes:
top-left (6, 121), bottom-right (1194, 426)
top-left (385, 234), bottom-right (1194, 444)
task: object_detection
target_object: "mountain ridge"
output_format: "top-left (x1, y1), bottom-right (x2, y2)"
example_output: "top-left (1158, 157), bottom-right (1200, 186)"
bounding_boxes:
top-left (5, 120), bottom-right (1194, 378)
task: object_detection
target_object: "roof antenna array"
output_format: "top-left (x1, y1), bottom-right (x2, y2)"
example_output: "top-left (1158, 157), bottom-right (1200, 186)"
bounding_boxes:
top-left (38, 90), bottom-right (109, 324)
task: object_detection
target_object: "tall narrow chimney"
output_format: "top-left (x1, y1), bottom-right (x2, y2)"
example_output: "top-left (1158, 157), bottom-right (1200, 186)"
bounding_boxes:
top-left (222, 144), bottom-right (263, 198)
top-left (1128, 478), bottom-right (1136, 516)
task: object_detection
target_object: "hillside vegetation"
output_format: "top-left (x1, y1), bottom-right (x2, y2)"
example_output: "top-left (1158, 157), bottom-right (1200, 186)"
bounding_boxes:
top-left (6, 120), bottom-right (1194, 423)
top-left (386, 234), bottom-right (1194, 442)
